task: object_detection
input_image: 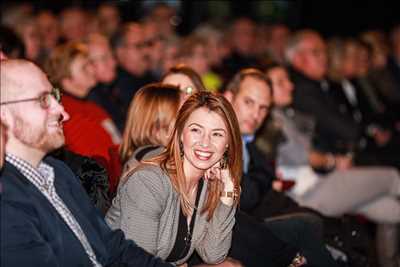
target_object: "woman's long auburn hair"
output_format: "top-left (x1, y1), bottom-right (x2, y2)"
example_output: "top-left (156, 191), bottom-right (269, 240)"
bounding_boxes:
top-left (147, 91), bottom-right (242, 221)
top-left (119, 83), bottom-right (180, 164)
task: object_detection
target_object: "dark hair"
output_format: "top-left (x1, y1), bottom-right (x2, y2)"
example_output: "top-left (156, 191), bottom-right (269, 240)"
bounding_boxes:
top-left (0, 25), bottom-right (25, 59)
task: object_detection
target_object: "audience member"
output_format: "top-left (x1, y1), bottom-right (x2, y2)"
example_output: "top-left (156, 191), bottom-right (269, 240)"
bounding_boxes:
top-left (265, 23), bottom-right (291, 64)
top-left (326, 38), bottom-right (400, 168)
top-left (223, 68), bottom-right (337, 266)
top-left (96, 2), bottom-right (121, 38)
top-left (106, 92), bottom-right (242, 266)
top-left (177, 35), bottom-right (222, 92)
top-left (59, 6), bottom-right (89, 42)
top-left (85, 33), bottom-right (126, 131)
top-left (118, 83), bottom-right (180, 175)
top-left (259, 63), bottom-right (400, 267)
top-left (146, 3), bottom-right (178, 38)
top-left (285, 30), bottom-right (360, 154)
top-left (222, 17), bottom-right (259, 80)
top-left (161, 64), bottom-right (206, 104)
top-left (35, 10), bottom-right (60, 63)
top-left (142, 19), bottom-right (167, 80)
top-left (44, 42), bottom-right (121, 187)
top-left (14, 16), bottom-right (41, 62)
top-left (112, 22), bottom-right (156, 114)
top-left (0, 59), bottom-right (174, 267)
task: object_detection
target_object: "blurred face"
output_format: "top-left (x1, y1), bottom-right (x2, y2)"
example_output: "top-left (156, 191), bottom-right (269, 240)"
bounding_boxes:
top-left (230, 76), bottom-right (271, 135)
top-left (181, 107), bottom-right (228, 175)
top-left (162, 73), bottom-right (198, 104)
top-left (232, 19), bottom-right (256, 55)
top-left (143, 22), bottom-right (164, 68)
top-left (342, 43), bottom-right (359, 78)
top-left (22, 24), bottom-right (41, 61)
top-left (6, 69), bottom-right (69, 154)
top-left (184, 44), bottom-right (209, 75)
top-left (296, 35), bottom-right (327, 80)
top-left (88, 42), bottom-right (116, 83)
top-left (355, 46), bottom-right (370, 76)
top-left (270, 25), bottom-right (290, 53)
top-left (36, 11), bottom-right (60, 49)
top-left (66, 55), bottom-right (96, 97)
top-left (61, 10), bottom-right (88, 42)
top-left (98, 5), bottom-right (120, 36)
top-left (117, 26), bottom-right (148, 76)
top-left (267, 67), bottom-right (294, 107)
top-left (161, 45), bottom-right (178, 73)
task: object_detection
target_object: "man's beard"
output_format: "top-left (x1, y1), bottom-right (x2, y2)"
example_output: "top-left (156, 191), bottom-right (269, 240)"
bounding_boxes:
top-left (14, 115), bottom-right (65, 153)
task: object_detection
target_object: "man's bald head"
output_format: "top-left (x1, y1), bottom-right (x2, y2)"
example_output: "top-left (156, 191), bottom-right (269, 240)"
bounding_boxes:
top-left (0, 59), bottom-right (51, 103)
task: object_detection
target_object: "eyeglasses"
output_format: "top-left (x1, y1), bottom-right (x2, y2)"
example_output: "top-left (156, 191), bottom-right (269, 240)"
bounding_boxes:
top-left (0, 87), bottom-right (62, 109)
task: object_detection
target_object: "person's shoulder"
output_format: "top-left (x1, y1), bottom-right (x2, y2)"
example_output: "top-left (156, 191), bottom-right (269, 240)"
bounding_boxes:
top-left (126, 164), bottom-right (170, 188)
top-left (132, 164), bottom-right (168, 181)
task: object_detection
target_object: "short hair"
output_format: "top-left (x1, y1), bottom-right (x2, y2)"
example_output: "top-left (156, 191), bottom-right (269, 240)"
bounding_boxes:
top-left (0, 25), bottom-right (25, 59)
top-left (44, 42), bottom-right (88, 88)
top-left (119, 83), bottom-right (180, 164)
top-left (176, 34), bottom-right (207, 59)
top-left (285, 29), bottom-right (320, 63)
top-left (110, 23), bottom-right (139, 50)
top-left (162, 64), bottom-right (206, 92)
top-left (149, 91), bottom-right (242, 221)
top-left (224, 68), bottom-right (272, 96)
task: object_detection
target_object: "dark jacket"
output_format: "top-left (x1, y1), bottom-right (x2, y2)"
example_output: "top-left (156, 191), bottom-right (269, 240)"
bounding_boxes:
top-left (1, 157), bottom-right (172, 267)
top-left (288, 67), bottom-right (360, 151)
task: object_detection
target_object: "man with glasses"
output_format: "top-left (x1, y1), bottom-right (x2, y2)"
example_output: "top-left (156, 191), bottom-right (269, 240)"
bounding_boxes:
top-left (0, 59), bottom-right (173, 267)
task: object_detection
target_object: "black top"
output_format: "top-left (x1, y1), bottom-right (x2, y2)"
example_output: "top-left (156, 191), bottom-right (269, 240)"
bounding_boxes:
top-left (166, 179), bottom-right (204, 262)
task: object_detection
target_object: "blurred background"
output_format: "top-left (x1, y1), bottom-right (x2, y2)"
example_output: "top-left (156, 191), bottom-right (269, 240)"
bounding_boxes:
top-left (1, 0), bottom-right (399, 37)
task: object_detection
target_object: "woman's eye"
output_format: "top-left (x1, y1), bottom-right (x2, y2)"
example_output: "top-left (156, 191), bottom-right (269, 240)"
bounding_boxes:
top-left (190, 128), bottom-right (200, 133)
top-left (213, 132), bottom-right (224, 137)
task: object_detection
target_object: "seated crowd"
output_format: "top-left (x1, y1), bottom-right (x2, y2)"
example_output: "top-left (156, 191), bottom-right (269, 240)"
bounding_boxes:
top-left (1, 2), bottom-right (400, 267)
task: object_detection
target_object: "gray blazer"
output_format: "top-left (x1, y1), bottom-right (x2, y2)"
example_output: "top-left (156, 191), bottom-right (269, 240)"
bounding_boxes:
top-left (106, 164), bottom-right (236, 265)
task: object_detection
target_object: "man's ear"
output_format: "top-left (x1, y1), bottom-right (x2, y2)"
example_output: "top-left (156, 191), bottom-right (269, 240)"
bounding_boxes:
top-left (291, 52), bottom-right (304, 70)
top-left (1, 107), bottom-right (13, 130)
top-left (223, 91), bottom-right (234, 103)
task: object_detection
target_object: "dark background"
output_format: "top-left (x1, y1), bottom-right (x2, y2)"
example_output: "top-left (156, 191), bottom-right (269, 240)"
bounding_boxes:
top-left (2, 0), bottom-right (399, 37)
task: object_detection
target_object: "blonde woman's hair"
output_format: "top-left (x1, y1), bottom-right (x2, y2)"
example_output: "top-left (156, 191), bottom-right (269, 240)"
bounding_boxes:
top-left (119, 83), bottom-right (180, 164)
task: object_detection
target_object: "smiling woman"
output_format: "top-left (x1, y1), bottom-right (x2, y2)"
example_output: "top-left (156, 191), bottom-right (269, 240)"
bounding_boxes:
top-left (106, 91), bottom-right (242, 266)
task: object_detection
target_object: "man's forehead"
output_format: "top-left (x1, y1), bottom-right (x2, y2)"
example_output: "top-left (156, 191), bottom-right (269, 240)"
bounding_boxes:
top-left (238, 77), bottom-right (271, 98)
top-left (13, 69), bottom-right (50, 95)
top-left (302, 35), bottom-right (325, 49)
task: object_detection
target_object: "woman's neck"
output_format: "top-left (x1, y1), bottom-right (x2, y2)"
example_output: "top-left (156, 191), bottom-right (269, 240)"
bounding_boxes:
top-left (183, 160), bottom-right (203, 194)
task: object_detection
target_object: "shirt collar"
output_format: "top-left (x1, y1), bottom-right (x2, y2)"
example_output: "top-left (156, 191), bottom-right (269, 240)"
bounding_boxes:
top-left (242, 135), bottom-right (255, 145)
top-left (5, 153), bottom-right (55, 186)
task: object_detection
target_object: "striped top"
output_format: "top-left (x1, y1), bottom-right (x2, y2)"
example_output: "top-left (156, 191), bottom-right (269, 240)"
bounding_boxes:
top-left (106, 164), bottom-right (236, 265)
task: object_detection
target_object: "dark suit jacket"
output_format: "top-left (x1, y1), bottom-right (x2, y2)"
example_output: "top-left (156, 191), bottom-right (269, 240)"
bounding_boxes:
top-left (1, 157), bottom-right (172, 267)
top-left (288, 67), bottom-right (360, 149)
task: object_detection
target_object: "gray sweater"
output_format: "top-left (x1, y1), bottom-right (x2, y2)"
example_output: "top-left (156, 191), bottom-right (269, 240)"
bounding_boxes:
top-left (106, 164), bottom-right (236, 265)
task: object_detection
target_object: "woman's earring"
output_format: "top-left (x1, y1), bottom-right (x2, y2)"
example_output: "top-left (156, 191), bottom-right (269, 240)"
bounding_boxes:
top-left (179, 141), bottom-right (184, 158)
top-left (220, 150), bottom-right (228, 169)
